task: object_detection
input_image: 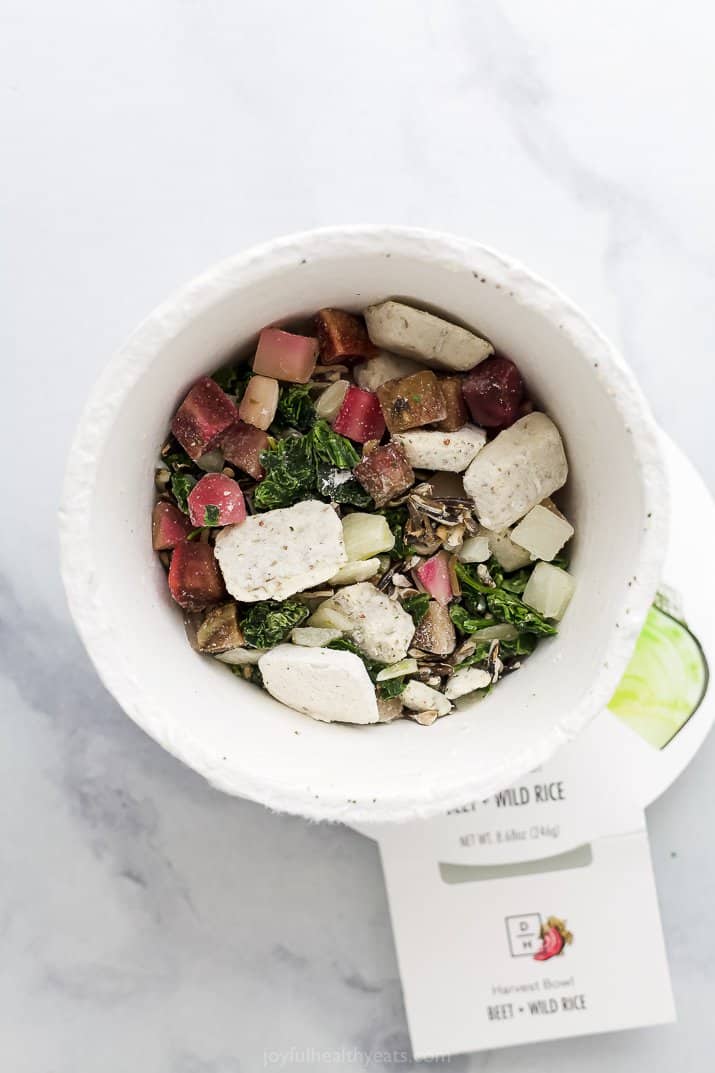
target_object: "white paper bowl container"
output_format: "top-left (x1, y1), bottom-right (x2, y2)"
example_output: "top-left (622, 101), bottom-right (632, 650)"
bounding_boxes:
top-left (60, 226), bottom-right (667, 823)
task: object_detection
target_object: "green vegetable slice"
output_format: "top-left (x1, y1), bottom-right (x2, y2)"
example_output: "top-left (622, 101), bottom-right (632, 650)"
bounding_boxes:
top-left (608, 603), bottom-right (709, 748)
top-left (402, 592), bottom-right (430, 625)
top-left (274, 384), bottom-right (316, 432)
top-left (485, 588), bottom-right (557, 637)
top-left (171, 472), bottom-right (197, 514)
top-left (241, 599), bottom-right (310, 649)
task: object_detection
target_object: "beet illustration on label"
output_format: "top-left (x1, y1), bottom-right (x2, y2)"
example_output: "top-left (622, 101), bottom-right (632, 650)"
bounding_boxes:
top-left (533, 916), bottom-right (573, 961)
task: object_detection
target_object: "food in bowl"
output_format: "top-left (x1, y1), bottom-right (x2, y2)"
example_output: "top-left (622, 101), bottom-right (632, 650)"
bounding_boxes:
top-left (152, 300), bottom-right (575, 726)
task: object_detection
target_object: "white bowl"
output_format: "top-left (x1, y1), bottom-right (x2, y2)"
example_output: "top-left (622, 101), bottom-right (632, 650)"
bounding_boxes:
top-left (60, 226), bottom-right (667, 823)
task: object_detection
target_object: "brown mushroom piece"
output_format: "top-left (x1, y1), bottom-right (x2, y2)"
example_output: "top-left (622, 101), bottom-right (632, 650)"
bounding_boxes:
top-left (315, 308), bottom-right (378, 364)
top-left (196, 602), bottom-right (244, 653)
top-left (434, 376), bottom-right (468, 432)
top-left (376, 370), bottom-right (447, 433)
top-left (354, 442), bottom-right (415, 507)
top-left (413, 600), bottom-right (457, 657)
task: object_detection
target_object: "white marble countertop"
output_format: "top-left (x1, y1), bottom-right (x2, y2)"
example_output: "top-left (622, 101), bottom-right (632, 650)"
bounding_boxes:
top-left (2, 2), bottom-right (714, 1069)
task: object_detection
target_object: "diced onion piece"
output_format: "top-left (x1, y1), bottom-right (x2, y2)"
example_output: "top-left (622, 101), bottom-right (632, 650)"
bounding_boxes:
top-left (307, 603), bottom-right (355, 631)
top-left (376, 658), bottom-right (418, 682)
top-left (445, 667), bottom-right (492, 700)
top-left (196, 448), bottom-right (226, 472)
top-left (315, 379), bottom-right (350, 422)
top-left (215, 647), bottom-right (265, 665)
top-left (341, 513), bottom-right (395, 561)
top-left (291, 627), bottom-right (343, 647)
top-left (469, 623), bottom-right (520, 641)
top-left (511, 504), bottom-right (574, 562)
top-left (458, 534), bottom-right (491, 563)
top-left (329, 557), bottom-right (381, 585)
top-left (479, 526), bottom-right (531, 571)
top-left (522, 562), bottom-right (575, 621)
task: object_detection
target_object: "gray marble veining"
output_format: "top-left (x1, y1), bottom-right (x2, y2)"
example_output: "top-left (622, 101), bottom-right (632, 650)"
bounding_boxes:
top-left (1, 1), bottom-right (713, 1069)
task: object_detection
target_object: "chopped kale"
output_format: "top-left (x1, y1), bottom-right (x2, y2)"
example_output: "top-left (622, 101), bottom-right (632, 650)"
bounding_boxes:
top-left (378, 677), bottom-right (408, 700)
top-left (241, 599), bottom-right (310, 649)
top-left (211, 364), bottom-right (253, 399)
top-left (310, 419), bottom-right (361, 469)
top-left (203, 504), bottom-right (220, 526)
top-left (379, 506), bottom-right (414, 560)
top-left (254, 434), bottom-right (314, 511)
top-left (402, 592), bottom-right (430, 625)
top-left (486, 588), bottom-right (557, 637)
top-left (316, 464), bottom-right (373, 508)
top-left (171, 472), bottom-right (197, 514)
top-left (274, 384), bottom-right (316, 432)
top-left (449, 605), bottom-right (496, 634)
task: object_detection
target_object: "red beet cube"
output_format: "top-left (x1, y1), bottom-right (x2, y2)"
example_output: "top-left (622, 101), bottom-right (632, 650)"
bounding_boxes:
top-left (333, 386), bottom-right (386, 444)
top-left (315, 308), bottom-right (379, 365)
top-left (171, 377), bottom-right (238, 460)
top-left (168, 541), bottom-right (226, 611)
top-left (220, 420), bottom-right (269, 480)
top-left (354, 442), bottom-right (414, 507)
top-left (462, 356), bottom-right (524, 428)
top-left (152, 501), bottom-right (193, 550)
top-left (253, 328), bottom-right (318, 383)
top-left (187, 473), bottom-right (246, 528)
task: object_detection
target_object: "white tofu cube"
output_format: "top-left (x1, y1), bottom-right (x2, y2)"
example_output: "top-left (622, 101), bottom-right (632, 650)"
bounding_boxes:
top-left (321, 582), bottom-right (415, 664)
top-left (353, 351), bottom-right (422, 390)
top-left (393, 425), bottom-right (486, 473)
top-left (364, 301), bottom-right (494, 372)
top-left (522, 562), bottom-right (575, 621)
top-left (445, 667), bottom-right (492, 700)
top-left (259, 645), bottom-right (379, 723)
top-left (463, 413), bottom-right (568, 531)
top-left (214, 499), bottom-right (347, 602)
top-left (402, 680), bottom-right (453, 718)
top-left (511, 504), bottom-right (574, 561)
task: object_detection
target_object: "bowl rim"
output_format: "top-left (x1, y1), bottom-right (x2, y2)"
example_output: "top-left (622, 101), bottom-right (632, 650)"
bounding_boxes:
top-left (59, 225), bottom-right (669, 821)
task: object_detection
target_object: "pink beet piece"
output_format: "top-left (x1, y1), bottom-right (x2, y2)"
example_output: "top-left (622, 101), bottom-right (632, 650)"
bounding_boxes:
top-left (332, 385), bottom-right (386, 444)
top-left (187, 473), bottom-right (246, 528)
top-left (152, 501), bottom-right (193, 550)
top-left (171, 377), bottom-right (238, 460)
top-left (168, 541), bottom-right (226, 611)
top-left (414, 552), bottom-right (453, 606)
top-left (253, 328), bottom-right (318, 383)
top-left (220, 420), bottom-right (269, 480)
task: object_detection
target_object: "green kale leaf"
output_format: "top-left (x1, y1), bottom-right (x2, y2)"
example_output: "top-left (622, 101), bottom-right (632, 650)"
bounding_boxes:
top-left (315, 464), bottom-right (373, 508)
top-left (253, 435), bottom-right (314, 511)
top-left (379, 506), bottom-right (414, 560)
top-left (171, 472), bottom-right (197, 514)
top-left (449, 605), bottom-right (496, 634)
top-left (310, 420), bottom-right (361, 469)
top-left (402, 592), bottom-right (430, 625)
top-left (378, 677), bottom-right (408, 700)
top-left (203, 504), bottom-right (220, 526)
top-left (211, 364), bottom-right (253, 399)
top-left (241, 599), bottom-right (310, 649)
top-left (485, 588), bottom-right (557, 636)
top-left (274, 384), bottom-right (316, 432)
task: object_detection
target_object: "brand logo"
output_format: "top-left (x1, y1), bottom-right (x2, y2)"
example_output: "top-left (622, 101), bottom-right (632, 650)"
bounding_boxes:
top-left (505, 914), bottom-right (573, 960)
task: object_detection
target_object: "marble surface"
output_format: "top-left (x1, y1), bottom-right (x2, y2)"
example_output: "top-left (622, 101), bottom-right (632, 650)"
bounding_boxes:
top-left (1, 1), bottom-right (714, 1069)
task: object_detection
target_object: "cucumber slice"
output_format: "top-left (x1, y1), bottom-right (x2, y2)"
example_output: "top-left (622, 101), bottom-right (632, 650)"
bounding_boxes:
top-left (608, 600), bottom-right (709, 749)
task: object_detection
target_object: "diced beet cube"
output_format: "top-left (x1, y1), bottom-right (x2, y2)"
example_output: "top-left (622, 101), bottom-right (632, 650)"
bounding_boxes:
top-left (332, 385), bottom-right (386, 443)
top-left (376, 371), bottom-right (447, 433)
top-left (171, 377), bottom-right (238, 460)
top-left (253, 328), bottom-right (318, 383)
top-left (414, 551), bottom-right (453, 606)
top-left (187, 473), bottom-right (246, 528)
top-left (462, 356), bottom-right (524, 428)
top-left (435, 376), bottom-right (468, 432)
top-left (152, 500), bottom-right (193, 550)
top-left (220, 420), bottom-right (269, 480)
top-left (168, 541), bottom-right (226, 611)
top-left (315, 308), bottom-right (379, 365)
top-left (355, 442), bottom-right (414, 507)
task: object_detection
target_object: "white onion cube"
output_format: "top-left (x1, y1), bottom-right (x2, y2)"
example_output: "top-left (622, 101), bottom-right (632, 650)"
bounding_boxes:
top-left (511, 504), bottom-right (574, 562)
top-left (341, 513), bottom-right (395, 561)
top-left (522, 562), bottom-right (575, 621)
